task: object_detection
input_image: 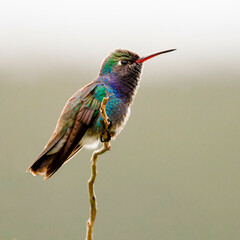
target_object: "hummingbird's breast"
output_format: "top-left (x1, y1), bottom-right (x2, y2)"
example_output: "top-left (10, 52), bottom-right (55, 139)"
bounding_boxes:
top-left (97, 88), bottom-right (131, 135)
top-left (81, 86), bottom-right (132, 149)
top-left (105, 93), bottom-right (131, 134)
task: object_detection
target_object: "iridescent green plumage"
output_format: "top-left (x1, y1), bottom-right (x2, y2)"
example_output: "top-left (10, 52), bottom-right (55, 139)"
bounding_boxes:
top-left (101, 49), bottom-right (137, 75)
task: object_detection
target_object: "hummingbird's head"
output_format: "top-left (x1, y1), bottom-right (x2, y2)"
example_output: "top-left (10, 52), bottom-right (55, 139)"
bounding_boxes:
top-left (99, 48), bottom-right (176, 79)
top-left (99, 49), bottom-right (142, 79)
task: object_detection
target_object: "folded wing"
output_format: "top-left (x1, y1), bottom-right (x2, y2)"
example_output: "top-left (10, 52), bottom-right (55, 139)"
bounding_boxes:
top-left (28, 82), bottom-right (107, 179)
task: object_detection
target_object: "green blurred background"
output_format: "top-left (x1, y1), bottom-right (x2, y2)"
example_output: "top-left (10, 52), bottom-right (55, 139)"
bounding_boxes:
top-left (1, 78), bottom-right (240, 240)
top-left (1, 0), bottom-right (240, 239)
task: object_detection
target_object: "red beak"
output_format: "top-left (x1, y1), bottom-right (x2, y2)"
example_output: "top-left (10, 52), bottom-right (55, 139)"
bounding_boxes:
top-left (136, 49), bottom-right (176, 63)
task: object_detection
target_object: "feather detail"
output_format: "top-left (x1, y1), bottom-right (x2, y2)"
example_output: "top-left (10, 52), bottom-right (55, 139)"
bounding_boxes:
top-left (27, 133), bottom-right (67, 175)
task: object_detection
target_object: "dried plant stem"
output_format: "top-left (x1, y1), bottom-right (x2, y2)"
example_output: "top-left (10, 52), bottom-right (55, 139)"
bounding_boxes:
top-left (85, 97), bottom-right (111, 240)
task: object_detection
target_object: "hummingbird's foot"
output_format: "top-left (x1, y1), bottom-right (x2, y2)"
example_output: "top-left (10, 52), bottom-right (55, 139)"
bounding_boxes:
top-left (100, 121), bottom-right (112, 142)
top-left (100, 131), bottom-right (111, 142)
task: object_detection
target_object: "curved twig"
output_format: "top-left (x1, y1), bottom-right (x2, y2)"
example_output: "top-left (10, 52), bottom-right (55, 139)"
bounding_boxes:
top-left (85, 97), bottom-right (111, 240)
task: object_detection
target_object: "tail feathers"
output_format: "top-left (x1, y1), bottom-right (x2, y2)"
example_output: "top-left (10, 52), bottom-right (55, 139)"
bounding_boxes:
top-left (28, 154), bottom-right (55, 176)
top-left (28, 144), bottom-right (83, 180)
top-left (27, 133), bottom-right (66, 178)
top-left (44, 145), bottom-right (83, 179)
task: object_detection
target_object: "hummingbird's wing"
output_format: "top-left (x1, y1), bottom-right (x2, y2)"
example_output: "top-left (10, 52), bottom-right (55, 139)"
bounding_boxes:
top-left (28, 82), bottom-right (107, 179)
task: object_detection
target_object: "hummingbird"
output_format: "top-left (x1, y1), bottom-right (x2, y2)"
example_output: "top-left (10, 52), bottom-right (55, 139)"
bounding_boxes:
top-left (28, 48), bottom-right (176, 179)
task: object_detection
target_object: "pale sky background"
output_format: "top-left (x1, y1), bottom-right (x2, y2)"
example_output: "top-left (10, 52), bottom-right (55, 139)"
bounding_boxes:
top-left (0, 0), bottom-right (239, 84)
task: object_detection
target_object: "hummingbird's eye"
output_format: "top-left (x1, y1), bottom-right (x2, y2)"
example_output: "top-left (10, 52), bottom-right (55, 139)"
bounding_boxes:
top-left (120, 60), bottom-right (128, 65)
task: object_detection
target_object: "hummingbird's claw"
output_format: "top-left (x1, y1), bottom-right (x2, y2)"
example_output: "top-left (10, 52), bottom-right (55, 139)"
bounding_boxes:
top-left (100, 121), bottom-right (112, 142)
top-left (107, 121), bottom-right (113, 130)
top-left (100, 131), bottom-right (111, 142)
